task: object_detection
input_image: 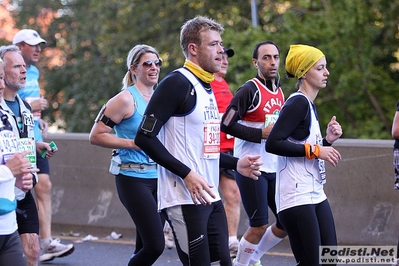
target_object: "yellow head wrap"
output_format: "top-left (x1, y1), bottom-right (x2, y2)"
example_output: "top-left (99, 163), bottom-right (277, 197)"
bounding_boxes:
top-left (285, 44), bottom-right (324, 79)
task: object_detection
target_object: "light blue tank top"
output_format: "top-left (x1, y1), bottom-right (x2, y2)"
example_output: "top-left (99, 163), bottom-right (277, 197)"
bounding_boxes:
top-left (114, 86), bottom-right (156, 179)
top-left (18, 66), bottom-right (42, 142)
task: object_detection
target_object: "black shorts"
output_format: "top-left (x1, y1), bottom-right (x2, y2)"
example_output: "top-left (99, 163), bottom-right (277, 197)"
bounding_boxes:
top-left (165, 201), bottom-right (230, 265)
top-left (237, 171), bottom-right (284, 229)
top-left (220, 150), bottom-right (235, 180)
top-left (36, 152), bottom-right (50, 174)
top-left (16, 190), bottom-right (39, 235)
top-left (0, 230), bottom-right (26, 265)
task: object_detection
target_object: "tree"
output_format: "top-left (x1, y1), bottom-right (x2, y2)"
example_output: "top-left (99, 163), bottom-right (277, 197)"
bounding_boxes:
top-left (225, 0), bottom-right (399, 138)
top-left (5, 0), bottom-right (399, 138)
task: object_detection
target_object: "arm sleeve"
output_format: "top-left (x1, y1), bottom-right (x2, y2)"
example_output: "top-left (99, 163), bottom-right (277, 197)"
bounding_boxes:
top-left (266, 95), bottom-right (310, 157)
top-left (220, 151), bottom-right (238, 170)
top-left (221, 82), bottom-right (263, 143)
top-left (135, 72), bottom-right (193, 179)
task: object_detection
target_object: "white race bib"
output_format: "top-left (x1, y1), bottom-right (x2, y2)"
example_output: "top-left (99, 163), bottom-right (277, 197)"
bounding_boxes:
top-left (203, 122), bottom-right (220, 159)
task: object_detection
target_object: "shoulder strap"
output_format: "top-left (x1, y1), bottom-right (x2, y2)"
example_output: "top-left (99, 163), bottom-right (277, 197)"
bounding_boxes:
top-left (22, 99), bottom-right (32, 112)
top-left (126, 86), bottom-right (140, 99)
top-left (250, 78), bottom-right (263, 90)
top-left (288, 92), bottom-right (310, 120)
top-left (174, 68), bottom-right (200, 109)
top-left (175, 68), bottom-right (201, 89)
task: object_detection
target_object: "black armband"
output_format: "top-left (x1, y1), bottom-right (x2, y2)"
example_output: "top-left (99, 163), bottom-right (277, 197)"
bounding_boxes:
top-left (140, 114), bottom-right (158, 134)
top-left (95, 104), bottom-right (116, 128)
top-left (222, 108), bottom-right (238, 127)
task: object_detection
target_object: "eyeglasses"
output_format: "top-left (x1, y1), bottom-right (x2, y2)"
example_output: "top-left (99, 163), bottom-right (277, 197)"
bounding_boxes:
top-left (139, 59), bottom-right (162, 69)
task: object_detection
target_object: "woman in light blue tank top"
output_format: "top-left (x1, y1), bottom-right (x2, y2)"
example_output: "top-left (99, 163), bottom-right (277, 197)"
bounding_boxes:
top-left (89, 44), bottom-right (168, 265)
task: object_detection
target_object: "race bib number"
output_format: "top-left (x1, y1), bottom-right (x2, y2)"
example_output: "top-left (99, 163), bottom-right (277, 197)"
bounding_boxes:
top-left (22, 111), bottom-right (35, 127)
top-left (316, 134), bottom-right (326, 184)
top-left (203, 122), bottom-right (220, 159)
top-left (18, 138), bottom-right (36, 167)
top-left (265, 114), bottom-right (279, 127)
top-left (0, 130), bottom-right (18, 164)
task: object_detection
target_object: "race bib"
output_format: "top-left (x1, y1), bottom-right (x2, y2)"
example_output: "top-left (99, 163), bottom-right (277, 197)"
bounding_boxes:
top-left (22, 111), bottom-right (35, 127)
top-left (265, 114), bottom-right (279, 127)
top-left (17, 138), bottom-right (36, 168)
top-left (0, 130), bottom-right (18, 164)
top-left (203, 122), bottom-right (220, 159)
top-left (316, 134), bottom-right (326, 184)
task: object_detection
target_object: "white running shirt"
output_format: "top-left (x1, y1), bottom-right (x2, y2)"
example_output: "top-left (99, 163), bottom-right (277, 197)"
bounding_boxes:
top-left (276, 93), bottom-right (327, 213)
top-left (157, 68), bottom-right (221, 210)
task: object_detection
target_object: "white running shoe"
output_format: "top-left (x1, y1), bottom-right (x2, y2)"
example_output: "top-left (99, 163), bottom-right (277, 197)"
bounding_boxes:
top-left (39, 238), bottom-right (75, 262)
top-left (229, 240), bottom-right (239, 258)
top-left (164, 223), bottom-right (174, 249)
top-left (232, 258), bottom-right (262, 266)
top-left (249, 260), bottom-right (262, 266)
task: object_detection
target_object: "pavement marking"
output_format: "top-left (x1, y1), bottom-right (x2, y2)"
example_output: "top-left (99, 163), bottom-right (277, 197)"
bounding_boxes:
top-left (54, 235), bottom-right (135, 245)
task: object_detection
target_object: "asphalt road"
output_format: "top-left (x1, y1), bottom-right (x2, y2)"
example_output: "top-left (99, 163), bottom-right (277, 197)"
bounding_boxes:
top-left (40, 233), bottom-right (296, 266)
top-left (41, 231), bottom-right (397, 266)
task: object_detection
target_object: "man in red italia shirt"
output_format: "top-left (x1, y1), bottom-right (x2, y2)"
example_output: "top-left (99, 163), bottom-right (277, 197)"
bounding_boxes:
top-left (211, 47), bottom-right (241, 258)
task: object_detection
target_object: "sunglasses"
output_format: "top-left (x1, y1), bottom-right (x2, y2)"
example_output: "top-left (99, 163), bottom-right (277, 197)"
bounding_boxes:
top-left (139, 59), bottom-right (162, 69)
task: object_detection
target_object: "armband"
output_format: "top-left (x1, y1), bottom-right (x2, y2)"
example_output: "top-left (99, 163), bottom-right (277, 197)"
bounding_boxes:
top-left (140, 115), bottom-right (157, 134)
top-left (222, 108), bottom-right (238, 127)
top-left (94, 104), bottom-right (116, 128)
top-left (304, 143), bottom-right (320, 160)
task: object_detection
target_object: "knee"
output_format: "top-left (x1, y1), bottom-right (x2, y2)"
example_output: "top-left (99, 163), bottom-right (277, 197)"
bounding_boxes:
top-left (251, 224), bottom-right (268, 236)
top-left (229, 189), bottom-right (241, 205)
top-left (224, 193), bottom-right (241, 206)
top-left (36, 175), bottom-right (52, 193)
top-left (150, 243), bottom-right (164, 258)
top-left (222, 186), bottom-right (241, 205)
top-left (272, 223), bottom-right (287, 238)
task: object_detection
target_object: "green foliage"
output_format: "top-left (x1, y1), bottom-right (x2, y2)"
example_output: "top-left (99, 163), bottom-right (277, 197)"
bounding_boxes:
top-left (7, 0), bottom-right (399, 139)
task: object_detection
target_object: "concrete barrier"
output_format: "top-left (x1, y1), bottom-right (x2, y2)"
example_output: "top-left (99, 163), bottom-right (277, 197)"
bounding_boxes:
top-left (44, 134), bottom-right (398, 245)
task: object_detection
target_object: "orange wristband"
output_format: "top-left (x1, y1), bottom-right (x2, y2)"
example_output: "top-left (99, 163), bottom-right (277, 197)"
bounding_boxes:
top-left (304, 143), bottom-right (320, 160)
top-left (312, 144), bottom-right (321, 158)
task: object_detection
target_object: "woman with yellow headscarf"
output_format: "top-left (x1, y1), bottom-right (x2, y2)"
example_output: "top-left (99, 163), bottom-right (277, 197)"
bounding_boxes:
top-left (266, 44), bottom-right (343, 265)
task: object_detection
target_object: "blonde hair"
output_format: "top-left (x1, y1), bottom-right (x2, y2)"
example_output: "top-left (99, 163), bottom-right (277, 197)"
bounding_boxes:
top-left (121, 44), bottom-right (160, 89)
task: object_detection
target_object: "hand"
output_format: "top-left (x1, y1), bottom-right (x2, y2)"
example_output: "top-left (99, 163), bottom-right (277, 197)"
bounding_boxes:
top-left (318, 146), bottom-right (341, 167)
top-left (237, 155), bottom-right (263, 180)
top-left (262, 124), bottom-right (274, 139)
top-left (36, 142), bottom-right (58, 158)
top-left (15, 173), bottom-right (34, 192)
top-left (325, 116), bottom-right (342, 144)
top-left (39, 119), bottom-right (49, 137)
top-left (31, 97), bottom-right (48, 111)
top-left (183, 171), bottom-right (215, 205)
top-left (5, 150), bottom-right (39, 176)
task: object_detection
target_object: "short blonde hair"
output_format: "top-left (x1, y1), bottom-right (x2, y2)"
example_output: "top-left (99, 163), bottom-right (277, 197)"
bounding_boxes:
top-left (180, 16), bottom-right (224, 58)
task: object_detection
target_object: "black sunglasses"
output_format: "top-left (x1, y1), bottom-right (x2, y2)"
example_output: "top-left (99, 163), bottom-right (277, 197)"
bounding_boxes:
top-left (139, 59), bottom-right (162, 69)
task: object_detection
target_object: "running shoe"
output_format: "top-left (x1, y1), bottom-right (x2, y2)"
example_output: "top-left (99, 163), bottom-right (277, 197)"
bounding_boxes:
top-left (232, 258), bottom-right (262, 266)
top-left (229, 240), bottom-right (239, 258)
top-left (249, 261), bottom-right (262, 266)
top-left (164, 224), bottom-right (174, 249)
top-left (39, 238), bottom-right (75, 262)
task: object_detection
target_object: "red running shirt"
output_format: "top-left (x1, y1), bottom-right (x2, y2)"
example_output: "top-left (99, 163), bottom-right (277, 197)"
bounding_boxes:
top-left (211, 78), bottom-right (235, 152)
